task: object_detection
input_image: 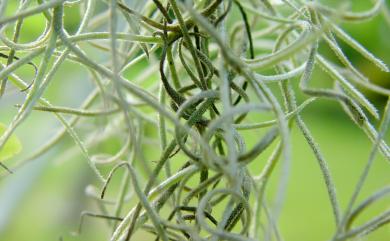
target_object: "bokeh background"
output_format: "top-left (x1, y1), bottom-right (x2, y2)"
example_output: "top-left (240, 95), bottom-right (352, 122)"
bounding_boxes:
top-left (0, 0), bottom-right (389, 240)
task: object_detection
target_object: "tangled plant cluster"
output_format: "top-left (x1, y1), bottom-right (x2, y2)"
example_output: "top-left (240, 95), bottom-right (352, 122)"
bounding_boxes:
top-left (0, 0), bottom-right (389, 240)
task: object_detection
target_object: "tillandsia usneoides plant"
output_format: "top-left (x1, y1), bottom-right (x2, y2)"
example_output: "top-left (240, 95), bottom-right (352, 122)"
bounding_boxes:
top-left (0, 0), bottom-right (389, 240)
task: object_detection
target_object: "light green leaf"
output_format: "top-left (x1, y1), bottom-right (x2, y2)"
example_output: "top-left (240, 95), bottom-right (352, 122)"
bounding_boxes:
top-left (0, 123), bottom-right (22, 161)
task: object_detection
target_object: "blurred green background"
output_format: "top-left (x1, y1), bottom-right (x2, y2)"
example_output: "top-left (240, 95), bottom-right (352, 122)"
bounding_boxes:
top-left (0, 1), bottom-right (389, 241)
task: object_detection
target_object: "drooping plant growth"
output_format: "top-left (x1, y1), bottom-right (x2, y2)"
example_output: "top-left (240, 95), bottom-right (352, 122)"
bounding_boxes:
top-left (0, 0), bottom-right (389, 240)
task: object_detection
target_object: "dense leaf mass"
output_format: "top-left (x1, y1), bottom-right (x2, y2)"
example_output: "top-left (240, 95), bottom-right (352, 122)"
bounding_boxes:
top-left (0, 1), bottom-right (389, 241)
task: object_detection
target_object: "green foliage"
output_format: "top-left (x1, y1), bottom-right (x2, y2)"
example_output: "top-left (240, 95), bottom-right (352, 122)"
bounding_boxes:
top-left (0, 122), bottom-right (22, 162)
top-left (0, 0), bottom-right (389, 241)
